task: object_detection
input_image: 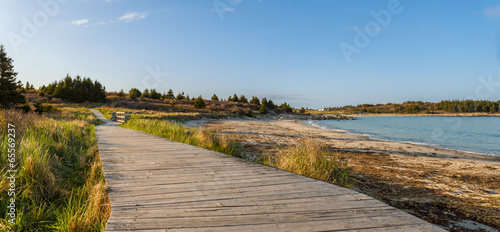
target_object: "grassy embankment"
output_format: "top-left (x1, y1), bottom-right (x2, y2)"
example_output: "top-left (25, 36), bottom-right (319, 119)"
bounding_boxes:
top-left (98, 108), bottom-right (354, 188)
top-left (0, 106), bottom-right (110, 231)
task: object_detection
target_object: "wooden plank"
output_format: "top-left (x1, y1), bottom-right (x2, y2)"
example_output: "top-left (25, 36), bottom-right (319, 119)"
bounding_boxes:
top-left (90, 110), bottom-right (444, 232)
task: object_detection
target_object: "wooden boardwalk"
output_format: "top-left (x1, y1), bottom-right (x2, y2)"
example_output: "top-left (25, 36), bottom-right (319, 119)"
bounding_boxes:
top-left (91, 110), bottom-right (444, 231)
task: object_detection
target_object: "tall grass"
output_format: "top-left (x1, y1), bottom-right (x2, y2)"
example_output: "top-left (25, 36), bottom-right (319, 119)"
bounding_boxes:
top-left (96, 107), bottom-right (227, 122)
top-left (121, 119), bottom-right (243, 158)
top-left (0, 109), bottom-right (110, 231)
top-left (122, 117), bottom-right (354, 188)
top-left (261, 140), bottom-right (354, 188)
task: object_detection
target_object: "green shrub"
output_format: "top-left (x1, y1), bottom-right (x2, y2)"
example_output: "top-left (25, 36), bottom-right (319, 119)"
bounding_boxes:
top-left (259, 104), bottom-right (267, 114)
top-left (129, 88), bottom-right (142, 100)
top-left (193, 96), bottom-right (206, 109)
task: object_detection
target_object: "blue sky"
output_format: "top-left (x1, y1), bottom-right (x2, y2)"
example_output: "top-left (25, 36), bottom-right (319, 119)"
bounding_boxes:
top-left (1, 0), bottom-right (499, 108)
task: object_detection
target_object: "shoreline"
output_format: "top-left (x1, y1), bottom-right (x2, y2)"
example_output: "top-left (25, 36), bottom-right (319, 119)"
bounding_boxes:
top-left (301, 119), bottom-right (500, 160)
top-left (202, 118), bottom-right (500, 230)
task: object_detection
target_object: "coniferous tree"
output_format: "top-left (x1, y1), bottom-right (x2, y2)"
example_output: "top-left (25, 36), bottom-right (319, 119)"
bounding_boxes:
top-left (280, 102), bottom-right (293, 113)
top-left (239, 95), bottom-right (248, 103)
top-left (0, 45), bottom-right (25, 107)
top-left (118, 89), bottom-right (125, 97)
top-left (231, 94), bottom-right (239, 102)
top-left (259, 103), bottom-right (267, 114)
top-left (166, 89), bottom-right (175, 99)
top-left (267, 100), bottom-right (276, 109)
top-left (149, 89), bottom-right (162, 100)
top-left (176, 92), bottom-right (185, 100)
top-left (143, 89), bottom-right (150, 99)
top-left (261, 98), bottom-right (268, 108)
top-left (129, 88), bottom-right (142, 100)
top-left (193, 96), bottom-right (206, 109)
top-left (211, 94), bottom-right (219, 101)
top-left (250, 96), bottom-right (260, 105)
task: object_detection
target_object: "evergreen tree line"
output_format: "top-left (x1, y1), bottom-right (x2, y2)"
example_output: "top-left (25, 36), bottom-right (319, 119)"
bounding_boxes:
top-left (121, 88), bottom-right (294, 113)
top-left (39, 75), bottom-right (107, 103)
top-left (436, 100), bottom-right (499, 113)
top-left (326, 99), bottom-right (500, 114)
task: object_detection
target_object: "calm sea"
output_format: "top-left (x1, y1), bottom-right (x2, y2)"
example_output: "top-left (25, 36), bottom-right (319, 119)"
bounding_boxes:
top-left (309, 116), bottom-right (500, 157)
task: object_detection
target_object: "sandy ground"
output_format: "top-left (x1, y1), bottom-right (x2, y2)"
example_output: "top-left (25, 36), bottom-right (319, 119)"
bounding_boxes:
top-left (197, 118), bottom-right (500, 231)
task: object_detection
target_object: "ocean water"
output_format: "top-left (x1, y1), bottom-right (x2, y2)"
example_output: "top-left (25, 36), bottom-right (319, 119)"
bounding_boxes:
top-left (309, 116), bottom-right (500, 157)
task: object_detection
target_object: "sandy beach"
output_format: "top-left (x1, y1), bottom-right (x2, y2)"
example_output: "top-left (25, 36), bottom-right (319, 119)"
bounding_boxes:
top-left (199, 118), bottom-right (500, 231)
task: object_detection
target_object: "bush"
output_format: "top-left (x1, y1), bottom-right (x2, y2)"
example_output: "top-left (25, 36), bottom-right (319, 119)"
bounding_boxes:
top-left (149, 89), bottom-right (162, 100)
top-left (245, 109), bottom-right (253, 117)
top-left (129, 88), bottom-right (142, 100)
top-left (118, 89), bottom-right (125, 97)
top-left (259, 104), bottom-right (267, 114)
top-left (239, 95), bottom-right (248, 103)
top-left (280, 102), bottom-right (293, 113)
top-left (193, 96), bottom-right (206, 109)
top-left (176, 92), bottom-right (185, 100)
top-left (250, 96), bottom-right (260, 105)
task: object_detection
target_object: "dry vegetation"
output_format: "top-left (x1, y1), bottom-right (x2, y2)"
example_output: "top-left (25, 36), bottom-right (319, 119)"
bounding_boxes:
top-left (0, 106), bottom-right (110, 231)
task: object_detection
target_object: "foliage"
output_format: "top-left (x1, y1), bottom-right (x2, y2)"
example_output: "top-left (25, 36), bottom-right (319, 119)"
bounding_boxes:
top-left (260, 97), bottom-right (276, 110)
top-left (33, 100), bottom-right (59, 115)
top-left (299, 107), bottom-right (306, 114)
top-left (238, 95), bottom-right (248, 103)
top-left (0, 45), bottom-right (25, 108)
top-left (211, 94), bottom-right (219, 101)
top-left (279, 102), bottom-right (293, 113)
top-left (258, 104), bottom-right (267, 114)
top-left (121, 119), bottom-right (243, 158)
top-left (39, 74), bottom-right (106, 103)
top-left (193, 96), bottom-right (206, 109)
top-left (326, 99), bottom-right (500, 114)
top-left (25, 82), bottom-right (34, 90)
top-left (249, 96), bottom-right (260, 105)
top-left (245, 109), bottom-right (253, 117)
top-left (0, 109), bottom-right (110, 231)
top-left (117, 89), bottom-right (125, 98)
top-left (165, 89), bottom-right (175, 99)
top-left (230, 94), bottom-right (239, 102)
top-left (176, 92), bottom-right (185, 100)
top-left (148, 89), bottom-right (162, 100)
top-left (128, 88), bottom-right (142, 100)
top-left (142, 89), bottom-right (150, 99)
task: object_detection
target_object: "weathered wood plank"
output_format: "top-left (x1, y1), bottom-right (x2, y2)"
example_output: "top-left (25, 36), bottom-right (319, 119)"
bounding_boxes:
top-left (90, 110), bottom-right (444, 232)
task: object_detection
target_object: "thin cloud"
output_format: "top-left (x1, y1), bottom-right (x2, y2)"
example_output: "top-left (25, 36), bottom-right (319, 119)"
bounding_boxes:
top-left (118, 12), bottom-right (146, 22)
top-left (482, 6), bottom-right (500, 18)
top-left (71, 19), bottom-right (89, 26)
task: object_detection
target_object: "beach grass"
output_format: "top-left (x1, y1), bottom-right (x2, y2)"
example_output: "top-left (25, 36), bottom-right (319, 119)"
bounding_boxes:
top-left (121, 116), bottom-right (354, 189)
top-left (121, 118), bottom-right (243, 158)
top-left (0, 108), bottom-right (110, 231)
top-left (96, 107), bottom-right (227, 122)
top-left (260, 140), bottom-right (354, 188)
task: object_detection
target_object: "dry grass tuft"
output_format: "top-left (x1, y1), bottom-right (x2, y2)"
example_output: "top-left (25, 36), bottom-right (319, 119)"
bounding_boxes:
top-left (268, 139), bottom-right (354, 188)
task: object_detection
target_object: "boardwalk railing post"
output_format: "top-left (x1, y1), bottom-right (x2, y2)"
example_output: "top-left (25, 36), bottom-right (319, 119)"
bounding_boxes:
top-left (112, 112), bottom-right (130, 123)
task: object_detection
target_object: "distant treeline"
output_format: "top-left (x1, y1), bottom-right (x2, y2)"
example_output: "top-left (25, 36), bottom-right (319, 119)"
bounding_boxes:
top-left (326, 100), bottom-right (500, 114)
top-left (117, 88), bottom-right (293, 113)
top-left (39, 75), bottom-right (107, 103)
